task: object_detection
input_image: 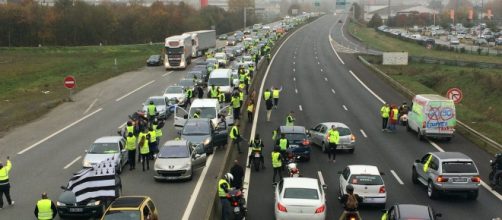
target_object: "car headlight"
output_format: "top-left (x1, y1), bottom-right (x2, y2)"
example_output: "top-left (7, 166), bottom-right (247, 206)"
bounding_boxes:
top-left (56, 201), bottom-right (66, 206)
top-left (203, 137), bottom-right (212, 146)
top-left (83, 160), bottom-right (91, 167)
top-left (87, 200), bottom-right (101, 206)
top-left (182, 164), bottom-right (191, 170)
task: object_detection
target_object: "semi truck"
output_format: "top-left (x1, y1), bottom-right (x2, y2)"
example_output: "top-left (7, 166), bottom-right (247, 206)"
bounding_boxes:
top-left (165, 34), bottom-right (192, 70)
top-left (184, 30), bottom-right (216, 57)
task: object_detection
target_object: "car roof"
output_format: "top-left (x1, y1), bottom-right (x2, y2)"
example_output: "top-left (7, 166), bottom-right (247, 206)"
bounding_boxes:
top-left (283, 177), bottom-right (319, 189)
top-left (210, 69), bottom-right (232, 78)
top-left (191, 99), bottom-right (218, 107)
top-left (279, 126), bottom-right (306, 134)
top-left (347, 165), bottom-right (380, 175)
top-left (415, 94), bottom-right (451, 101)
top-left (396, 204), bottom-right (432, 219)
top-left (163, 139), bottom-right (189, 147)
top-left (319, 122), bottom-right (349, 129)
top-left (110, 196), bottom-right (148, 209)
top-left (94, 136), bottom-right (123, 143)
top-left (431, 152), bottom-right (471, 160)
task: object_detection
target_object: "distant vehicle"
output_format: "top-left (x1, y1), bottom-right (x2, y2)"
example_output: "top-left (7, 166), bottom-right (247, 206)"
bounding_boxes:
top-left (218, 34), bottom-right (228, 40)
top-left (142, 96), bottom-right (171, 120)
top-left (278, 126), bottom-right (311, 161)
top-left (82, 136), bottom-right (127, 174)
top-left (253, 23), bottom-right (263, 30)
top-left (274, 177), bottom-right (327, 220)
top-left (407, 94), bottom-right (456, 141)
top-left (153, 139), bottom-right (206, 181)
top-left (243, 29), bottom-right (251, 34)
top-left (174, 98), bottom-right (234, 129)
top-left (262, 25), bottom-right (271, 30)
top-left (165, 34), bottom-right (192, 70)
top-left (412, 152), bottom-right (480, 200)
top-left (146, 55), bottom-right (163, 66)
top-left (184, 30), bottom-right (216, 57)
top-left (449, 37), bottom-right (460, 45)
top-left (186, 70), bottom-right (205, 87)
top-left (456, 33), bottom-right (465, 39)
top-left (382, 204), bottom-right (442, 220)
top-left (179, 79), bottom-right (195, 91)
top-left (339, 165), bottom-right (387, 207)
top-left (214, 52), bottom-right (228, 67)
top-left (227, 36), bottom-right (237, 46)
top-left (164, 86), bottom-right (187, 106)
top-left (496, 37), bottom-right (502, 45)
top-left (207, 69), bottom-right (233, 99)
top-left (309, 122), bottom-right (356, 153)
top-left (474, 38), bottom-right (488, 46)
top-left (179, 118), bottom-right (228, 154)
top-left (224, 47), bottom-right (237, 60)
top-left (101, 196), bottom-right (158, 220)
top-left (190, 64), bottom-right (209, 82)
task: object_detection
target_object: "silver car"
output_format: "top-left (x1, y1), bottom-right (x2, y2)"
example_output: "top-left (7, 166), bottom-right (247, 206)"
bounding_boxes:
top-left (309, 122), bottom-right (356, 153)
top-left (412, 152), bottom-right (480, 200)
top-left (142, 96), bottom-right (169, 119)
top-left (154, 140), bottom-right (207, 181)
top-left (82, 136), bottom-right (127, 174)
top-left (164, 86), bottom-right (187, 106)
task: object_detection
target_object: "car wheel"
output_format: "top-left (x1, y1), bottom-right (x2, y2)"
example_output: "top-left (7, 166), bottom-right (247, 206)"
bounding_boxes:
top-left (427, 181), bottom-right (438, 199)
top-left (322, 143), bottom-right (327, 153)
top-left (467, 190), bottom-right (478, 200)
top-left (412, 167), bottom-right (419, 184)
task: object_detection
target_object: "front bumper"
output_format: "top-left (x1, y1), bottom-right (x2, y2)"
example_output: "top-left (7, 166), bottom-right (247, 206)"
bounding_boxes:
top-left (57, 204), bottom-right (103, 218)
top-left (154, 169), bottom-right (192, 180)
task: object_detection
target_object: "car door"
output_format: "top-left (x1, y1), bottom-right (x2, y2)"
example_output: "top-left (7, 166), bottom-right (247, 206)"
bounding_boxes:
top-left (146, 200), bottom-right (158, 220)
top-left (212, 123), bottom-right (228, 147)
top-left (219, 105), bottom-right (234, 126)
top-left (339, 167), bottom-right (350, 195)
top-left (192, 144), bottom-right (207, 168)
top-left (319, 125), bottom-right (328, 145)
top-left (309, 124), bottom-right (321, 146)
top-left (174, 106), bottom-right (189, 129)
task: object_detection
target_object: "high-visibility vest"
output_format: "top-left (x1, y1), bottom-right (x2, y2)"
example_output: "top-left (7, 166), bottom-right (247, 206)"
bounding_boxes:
top-left (210, 87), bottom-right (218, 98)
top-left (147, 104), bottom-right (156, 116)
top-left (279, 138), bottom-right (288, 151)
top-left (380, 106), bottom-right (390, 118)
top-left (328, 129), bottom-right (340, 144)
top-left (272, 130), bottom-right (277, 140)
top-left (423, 154), bottom-right (433, 172)
top-left (381, 212), bottom-right (388, 220)
top-left (239, 74), bottom-right (246, 82)
top-left (250, 140), bottom-right (262, 152)
top-left (218, 179), bottom-right (230, 197)
top-left (286, 115), bottom-right (294, 126)
top-left (218, 93), bottom-right (225, 102)
top-left (0, 160), bottom-right (11, 183)
top-left (392, 108), bottom-right (399, 120)
top-left (239, 82), bottom-right (245, 89)
top-left (36, 199), bottom-right (53, 220)
top-left (264, 91), bottom-right (271, 100)
top-left (271, 152), bottom-right (282, 168)
top-left (149, 130), bottom-right (157, 143)
top-left (126, 136), bottom-right (137, 151)
top-left (186, 89), bottom-right (193, 98)
top-left (272, 89), bottom-right (280, 98)
top-left (126, 125), bottom-right (134, 136)
top-left (154, 125), bottom-right (162, 137)
top-left (239, 91), bottom-right (244, 101)
top-left (247, 103), bottom-right (254, 112)
top-left (231, 97), bottom-right (240, 109)
top-left (139, 133), bottom-right (150, 154)
top-left (230, 126), bottom-right (239, 140)
top-left (193, 113), bottom-right (200, 118)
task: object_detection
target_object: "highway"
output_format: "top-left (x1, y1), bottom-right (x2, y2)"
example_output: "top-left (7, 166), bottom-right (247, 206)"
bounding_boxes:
top-left (240, 14), bottom-right (502, 220)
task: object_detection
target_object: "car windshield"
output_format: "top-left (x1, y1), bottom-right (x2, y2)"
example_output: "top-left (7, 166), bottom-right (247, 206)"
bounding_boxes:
top-left (284, 133), bottom-right (307, 141)
top-left (189, 107), bottom-right (217, 119)
top-left (149, 55), bottom-right (159, 60)
top-left (283, 188), bottom-right (319, 200)
top-left (179, 80), bottom-right (194, 87)
top-left (442, 161), bottom-right (478, 173)
top-left (145, 97), bottom-right (166, 106)
top-left (182, 121), bottom-right (211, 135)
top-left (102, 210), bottom-right (141, 220)
top-left (349, 175), bottom-right (384, 185)
top-left (165, 86), bottom-right (183, 94)
top-left (158, 146), bottom-right (189, 158)
top-left (88, 143), bottom-right (119, 154)
top-left (187, 72), bottom-right (202, 79)
top-left (208, 78), bottom-right (229, 86)
top-left (337, 127), bottom-right (351, 136)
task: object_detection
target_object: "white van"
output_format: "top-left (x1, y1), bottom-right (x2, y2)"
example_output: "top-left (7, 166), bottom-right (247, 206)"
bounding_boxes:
top-left (207, 69), bottom-right (233, 100)
top-left (174, 98), bottom-right (234, 129)
top-left (407, 94), bottom-right (456, 141)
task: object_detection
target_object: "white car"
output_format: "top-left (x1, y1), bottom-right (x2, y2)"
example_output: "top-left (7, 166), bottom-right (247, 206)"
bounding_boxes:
top-left (82, 136), bottom-right (127, 174)
top-left (339, 165), bottom-right (386, 207)
top-left (164, 86), bottom-right (187, 106)
top-left (214, 52), bottom-right (227, 67)
top-left (275, 177), bottom-right (327, 220)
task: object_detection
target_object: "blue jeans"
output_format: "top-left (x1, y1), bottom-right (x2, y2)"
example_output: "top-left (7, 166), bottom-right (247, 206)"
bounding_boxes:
top-left (220, 198), bottom-right (231, 220)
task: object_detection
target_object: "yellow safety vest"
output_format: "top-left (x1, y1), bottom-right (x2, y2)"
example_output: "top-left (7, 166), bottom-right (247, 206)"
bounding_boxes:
top-left (0, 160), bottom-right (11, 182)
top-left (272, 89), bottom-right (280, 98)
top-left (381, 212), bottom-right (388, 220)
top-left (271, 152), bottom-right (282, 168)
top-left (230, 126), bottom-right (239, 140)
top-left (139, 133), bottom-right (150, 155)
top-left (272, 130), bottom-right (277, 140)
top-left (210, 88), bottom-right (218, 98)
top-left (147, 104), bottom-right (156, 116)
top-left (126, 125), bottom-right (134, 136)
top-left (239, 91), bottom-right (244, 101)
top-left (193, 113), bottom-right (200, 118)
top-left (186, 89), bottom-right (193, 98)
top-left (286, 115), bottom-right (294, 126)
top-left (149, 130), bottom-right (157, 143)
top-left (328, 129), bottom-right (340, 144)
top-left (380, 106), bottom-right (390, 118)
top-left (247, 104), bottom-right (254, 112)
top-left (279, 138), bottom-right (288, 151)
top-left (126, 136), bottom-right (137, 151)
top-left (218, 93), bottom-right (225, 102)
top-left (155, 125), bottom-right (162, 137)
top-left (264, 91), bottom-right (271, 100)
top-left (231, 97), bottom-right (240, 109)
top-left (423, 154), bottom-right (433, 172)
top-left (392, 108), bottom-right (399, 120)
top-left (251, 140), bottom-right (262, 152)
top-left (36, 199), bottom-right (53, 220)
top-left (218, 179), bottom-right (230, 197)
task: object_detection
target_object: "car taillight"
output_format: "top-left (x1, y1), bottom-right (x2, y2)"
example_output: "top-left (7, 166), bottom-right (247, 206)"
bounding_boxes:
top-left (315, 204), bottom-right (325, 213)
top-left (302, 139), bottom-right (310, 145)
top-left (233, 201), bottom-right (238, 206)
top-left (277, 203), bottom-right (287, 212)
top-left (436, 176), bottom-right (449, 182)
top-left (471, 176), bottom-right (481, 183)
top-left (351, 134), bottom-right (356, 142)
top-left (379, 186), bottom-right (386, 193)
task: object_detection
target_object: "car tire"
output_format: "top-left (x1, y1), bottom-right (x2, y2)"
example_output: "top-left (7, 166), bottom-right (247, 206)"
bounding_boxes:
top-left (322, 143), bottom-right (327, 153)
top-left (427, 181), bottom-right (438, 199)
top-left (467, 190), bottom-right (478, 200)
top-left (412, 167), bottom-right (420, 184)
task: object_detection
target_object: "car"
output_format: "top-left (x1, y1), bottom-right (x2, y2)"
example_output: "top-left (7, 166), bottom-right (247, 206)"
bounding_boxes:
top-left (82, 136), bottom-right (127, 174)
top-left (243, 29), bottom-right (251, 34)
top-left (226, 36), bottom-right (237, 46)
top-left (473, 38), bottom-right (488, 46)
top-left (412, 152), bottom-right (480, 200)
top-left (180, 118), bottom-right (228, 154)
top-left (206, 58), bottom-right (218, 72)
top-left (218, 34), bottom-right (228, 40)
top-left (382, 204), bottom-right (442, 220)
top-left (339, 165), bottom-right (386, 207)
top-left (214, 52), bottom-right (228, 67)
top-left (496, 37), bottom-right (502, 46)
top-left (407, 94), bottom-right (456, 141)
top-left (186, 70), bottom-right (205, 87)
top-left (449, 37), bottom-right (460, 45)
top-left (146, 55), bottom-right (163, 66)
top-left (278, 126), bottom-right (311, 161)
top-left (164, 85), bottom-right (187, 106)
top-left (191, 64), bottom-right (209, 81)
top-left (309, 122), bottom-right (356, 153)
top-left (179, 78), bottom-right (195, 90)
top-left (274, 177), bottom-right (327, 220)
top-left (101, 196), bottom-right (159, 220)
top-left (224, 47), bottom-right (236, 61)
top-left (142, 96), bottom-right (170, 119)
top-left (153, 139), bottom-right (206, 181)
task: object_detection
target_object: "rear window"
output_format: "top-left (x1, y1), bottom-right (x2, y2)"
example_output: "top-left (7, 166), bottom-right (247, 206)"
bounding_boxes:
top-left (283, 188), bottom-right (319, 200)
top-left (338, 127), bottom-right (351, 136)
top-left (442, 161), bottom-right (477, 173)
top-left (284, 133), bottom-right (307, 141)
top-left (349, 175), bottom-right (383, 185)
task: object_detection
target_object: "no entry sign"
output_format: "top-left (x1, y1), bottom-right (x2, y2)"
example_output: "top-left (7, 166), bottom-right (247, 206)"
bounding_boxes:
top-left (446, 87), bottom-right (463, 104)
top-left (64, 75), bottom-right (76, 89)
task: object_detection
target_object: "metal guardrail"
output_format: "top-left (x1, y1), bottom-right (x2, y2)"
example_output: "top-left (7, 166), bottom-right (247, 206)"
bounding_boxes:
top-left (358, 55), bottom-right (502, 152)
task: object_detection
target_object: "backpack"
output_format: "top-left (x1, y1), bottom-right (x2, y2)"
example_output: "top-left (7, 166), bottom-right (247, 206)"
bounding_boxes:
top-left (345, 194), bottom-right (358, 209)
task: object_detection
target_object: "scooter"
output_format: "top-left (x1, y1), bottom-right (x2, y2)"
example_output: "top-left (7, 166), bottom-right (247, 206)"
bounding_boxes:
top-left (227, 188), bottom-right (247, 220)
top-left (251, 151), bottom-right (262, 172)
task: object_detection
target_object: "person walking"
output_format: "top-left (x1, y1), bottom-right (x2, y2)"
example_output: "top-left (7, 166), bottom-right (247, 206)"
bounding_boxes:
top-left (388, 105), bottom-right (399, 132)
top-left (126, 132), bottom-right (137, 170)
top-left (231, 93), bottom-right (241, 121)
top-left (138, 129), bottom-right (150, 171)
top-left (326, 126), bottom-right (340, 163)
top-left (271, 147), bottom-right (283, 184)
top-left (148, 126), bottom-right (158, 159)
top-left (277, 133), bottom-right (289, 171)
top-left (217, 88), bottom-right (226, 103)
top-left (247, 99), bottom-right (254, 122)
top-left (185, 87), bottom-right (193, 106)
top-left (272, 86), bottom-right (282, 109)
top-left (218, 173), bottom-right (233, 220)
top-left (0, 156), bottom-right (13, 209)
top-left (209, 85), bottom-right (218, 98)
top-left (380, 103), bottom-right (390, 131)
top-left (34, 192), bottom-right (57, 220)
top-left (230, 160), bottom-right (244, 189)
top-left (230, 124), bottom-right (242, 154)
top-left (285, 111), bottom-right (295, 126)
top-left (264, 89), bottom-right (273, 122)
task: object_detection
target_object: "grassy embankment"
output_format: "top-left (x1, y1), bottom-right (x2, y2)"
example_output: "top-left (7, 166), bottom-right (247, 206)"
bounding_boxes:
top-left (0, 44), bottom-right (161, 136)
top-left (348, 22), bottom-right (502, 146)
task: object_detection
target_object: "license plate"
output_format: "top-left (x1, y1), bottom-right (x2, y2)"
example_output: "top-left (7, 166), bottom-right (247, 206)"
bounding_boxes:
top-left (234, 207), bottom-right (240, 212)
top-left (289, 145), bottom-right (299, 148)
top-left (254, 153), bottom-right (260, 158)
top-left (69, 208), bottom-right (83, 212)
top-left (452, 177), bottom-right (468, 182)
top-left (364, 197), bottom-right (373, 202)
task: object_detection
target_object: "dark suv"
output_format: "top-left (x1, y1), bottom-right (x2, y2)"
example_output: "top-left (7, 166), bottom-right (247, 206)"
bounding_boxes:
top-left (181, 118), bottom-right (228, 154)
top-left (277, 126), bottom-right (311, 161)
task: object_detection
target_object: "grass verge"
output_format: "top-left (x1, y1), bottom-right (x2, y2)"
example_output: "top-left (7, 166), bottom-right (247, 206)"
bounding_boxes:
top-left (0, 44), bottom-right (161, 136)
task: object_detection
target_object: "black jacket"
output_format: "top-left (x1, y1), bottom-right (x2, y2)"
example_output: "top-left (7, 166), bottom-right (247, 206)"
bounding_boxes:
top-left (230, 164), bottom-right (244, 188)
top-left (340, 194), bottom-right (363, 211)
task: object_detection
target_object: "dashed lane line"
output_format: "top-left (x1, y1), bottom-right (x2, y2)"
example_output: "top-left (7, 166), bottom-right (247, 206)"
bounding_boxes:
top-left (115, 80), bottom-right (155, 102)
top-left (299, 105), bottom-right (303, 111)
top-left (162, 71), bottom-right (173, 77)
top-left (360, 129), bottom-right (368, 138)
top-left (342, 105), bottom-right (348, 111)
top-left (331, 89), bottom-right (336, 94)
top-left (390, 170), bottom-right (404, 185)
top-left (64, 156), bottom-right (82, 169)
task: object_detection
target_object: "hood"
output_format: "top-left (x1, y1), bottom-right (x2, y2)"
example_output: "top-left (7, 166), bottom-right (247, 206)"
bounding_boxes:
top-left (181, 134), bottom-right (211, 144)
top-left (58, 190), bottom-right (77, 204)
top-left (83, 153), bottom-right (120, 167)
top-left (155, 157), bottom-right (191, 170)
top-left (165, 94), bottom-right (184, 99)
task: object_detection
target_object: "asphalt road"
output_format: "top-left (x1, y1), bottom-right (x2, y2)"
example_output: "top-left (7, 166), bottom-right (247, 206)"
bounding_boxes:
top-left (240, 14), bottom-right (502, 220)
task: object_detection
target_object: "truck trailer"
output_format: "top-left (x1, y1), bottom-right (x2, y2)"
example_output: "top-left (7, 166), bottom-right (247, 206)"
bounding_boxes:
top-left (184, 30), bottom-right (216, 57)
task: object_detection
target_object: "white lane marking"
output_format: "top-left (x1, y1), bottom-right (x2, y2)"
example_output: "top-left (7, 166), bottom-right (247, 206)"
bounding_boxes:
top-left (331, 89), bottom-right (336, 94)
top-left (293, 77), bottom-right (296, 81)
top-left (318, 171), bottom-right (327, 187)
top-left (246, 20), bottom-right (314, 202)
top-left (118, 121), bottom-right (127, 129)
top-left (295, 89), bottom-right (298, 94)
top-left (428, 140), bottom-right (444, 152)
top-left (293, 56), bottom-right (296, 59)
top-left (328, 23), bottom-right (345, 65)
top-left (293, 68), bottom-right (295, 72)
top-left (348, 70), bottom-right (386, 104)
top-left (318, 61), bottom-right (320, 65)
top-left (18, 108), bottom-right (103, 155)
top-left (316, 56), bottom-right (318, 59)
top-left (162, 71), bottom-right (173, 77)
top-left (115, 80), bottom-right (155, 102)
top-left (299, 105), bottom-right (303, 111)
top-left (64, 156), bottom-right (82, 169)
top-left (83, 98), bottom-right (98, 115)
top-left (324, 77), bottom-right (328, 81)
top-left (360, 129), bottom-right (368, 138)
top-left (181, 154), bottom-right (214, 220)
top-left (390, 170), bottom-right (404, 185)
top-left (321, 69), bottom-right (323, 72)
top-left (293, 61), bottom-right (295, 65)
top-left (342, 105), bottom-right (348, 111)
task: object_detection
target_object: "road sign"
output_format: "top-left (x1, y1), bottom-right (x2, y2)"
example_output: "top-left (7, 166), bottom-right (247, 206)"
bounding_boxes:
top-left (64, 75), bottom-right (76, 89)
top-left (446, 87), bottom-right (463, 104)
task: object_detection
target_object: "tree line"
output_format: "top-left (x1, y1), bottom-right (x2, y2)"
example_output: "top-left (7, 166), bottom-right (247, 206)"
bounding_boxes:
top-left (0, 0), bottom-right (258, 46)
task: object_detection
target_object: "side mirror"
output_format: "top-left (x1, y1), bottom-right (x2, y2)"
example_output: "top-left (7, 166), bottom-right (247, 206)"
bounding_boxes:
top-left (415, 159), bottom-right (421, 163)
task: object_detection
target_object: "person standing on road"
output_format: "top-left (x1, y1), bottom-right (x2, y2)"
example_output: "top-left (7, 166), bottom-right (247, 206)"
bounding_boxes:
top-left (0, 156), bottom-right (14, 209)
top-left (272, 86), bottom-right (282, 109)
top-left (138, 129), bottom-right (150, 171)
top-left (277, 133), bottom-right (289, 171)
top-left (380, 103), bottom-right (390, 131)
top-left (231, 93), bottom-right (241, 121)
top-left (147, 101), bottom-right (157, 124)
top-left (247, 99), bottom-right (255, 122)
top-left (264, 89), bottom-right (273, 122)
top-left (125, 121), bottom-right (134, 137)
top-left (209, 85), bottom-right (218, 98)
top-left (153, 120), bottom-right (163, 145)
top-left (196, 85), bottom-right (204, 99)
top-left (388, 105), bottom-right (399, 132)
top-left (271, 147), bottom-right (283, 184)
top-left (34, 192), bottom-right (57, 220)
top-left (230, 160), bottom-right (244, 189)
top-left (148, 126), bottom-right (158, 159)
top-left (217, 88), bottom-right (226, 103)
top-left (126, 132), bottom-right (137, 170)
top-left (230, 124), bottom-right (242, 153)
top-left (185, 87), bottom-right (193, 106)
top-left (326, 126), bottom-right (340, 163)
top-left (218, 173), bottom-right (233, 220)
top-left (285, 111), bottom-right (295, 126)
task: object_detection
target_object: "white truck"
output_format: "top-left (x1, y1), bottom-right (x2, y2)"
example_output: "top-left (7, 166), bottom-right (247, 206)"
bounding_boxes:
top-left (184, 30), bottom-right (216, 57)
top-left (165, 34), bottom-right (192, 70)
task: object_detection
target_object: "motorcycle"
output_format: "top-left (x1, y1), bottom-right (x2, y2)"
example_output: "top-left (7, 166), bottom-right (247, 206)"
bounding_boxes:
top-left (226, 188), bottom-right (247, 220)
top-left (345, 210), bottom-right (361, 220)
top-left (251, 151), bottom-right (262, 172)
top-left (286, 154), bottom-right (301, 177)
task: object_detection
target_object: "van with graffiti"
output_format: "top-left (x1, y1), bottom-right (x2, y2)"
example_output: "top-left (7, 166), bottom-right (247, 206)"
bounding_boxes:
top-left (407, 94), bottom-right (456, 141)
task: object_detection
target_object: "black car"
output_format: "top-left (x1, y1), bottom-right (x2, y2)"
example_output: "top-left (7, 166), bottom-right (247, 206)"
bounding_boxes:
top-left (146, 55), bottom-right (163, 66)
top-left (186, 70), bottom-right (205, 87)
top-left (191, 64), bottom-right (209, 81)
top-left (180, 118), bottom-right (228, 154)
top-left (382, 204), bottom-right (441, 220)
top-left (277, 126), bottom-right (311, 161)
